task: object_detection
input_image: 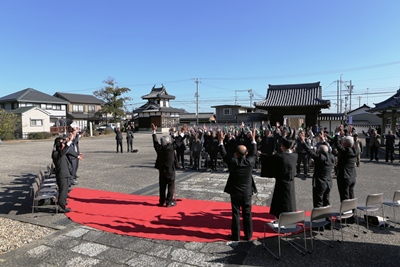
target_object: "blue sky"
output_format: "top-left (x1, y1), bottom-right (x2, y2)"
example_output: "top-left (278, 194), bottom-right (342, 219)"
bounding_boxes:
top-left (1, 0), bottom-right (399, 114)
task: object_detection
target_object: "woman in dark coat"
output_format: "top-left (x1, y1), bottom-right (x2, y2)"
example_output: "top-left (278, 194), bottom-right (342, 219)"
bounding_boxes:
top-left (269, 138), bottom-right (298, 218)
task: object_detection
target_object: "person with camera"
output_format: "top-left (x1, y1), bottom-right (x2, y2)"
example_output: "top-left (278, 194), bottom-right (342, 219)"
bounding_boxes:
top-left (52, 136), bottom-right (82, 213)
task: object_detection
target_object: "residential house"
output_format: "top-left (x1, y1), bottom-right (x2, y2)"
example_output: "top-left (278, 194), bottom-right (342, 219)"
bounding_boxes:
top-left (53, 92), bottom-right (103, 130)
top-left (211, 105), bottom-right (255, 124)
top-left (10, 106), bottom-right (51, 139)
top-left (0, 88), bottom-right (68, 129)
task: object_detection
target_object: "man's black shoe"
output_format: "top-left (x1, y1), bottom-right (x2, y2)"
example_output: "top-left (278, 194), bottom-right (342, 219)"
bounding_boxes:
top-left (166, 201), bottom-right (177, 207)
top-left (58, 207), bottom-right (71, 213)
top-left (227, 234), bottom-right (239, 241)
top-left (70, 179), bottom-right (78, 185)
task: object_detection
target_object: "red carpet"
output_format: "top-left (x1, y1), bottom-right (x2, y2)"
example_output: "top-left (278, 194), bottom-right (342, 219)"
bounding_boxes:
top-left (66, 187), bottom-right (277, 242)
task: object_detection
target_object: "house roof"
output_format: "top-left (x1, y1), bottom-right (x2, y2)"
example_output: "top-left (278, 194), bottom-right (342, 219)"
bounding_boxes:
top-left (254, 82), bottom-right (330, 108)
top-left (347, 104), bottom-right (371, 114)
top-left (211, 104), bottom-right (254, 109)
top-left (10, 106), bottom-right (51, 115)
top-left (369, 89), bottom-right (400, 112)
top-left (132, 101), bottom-right (183, 113)
top-left (0, 88), bottom-right (68, 104)
top-left (141, 85), bottom-right (175, 100)
top-left (54, 92), bottom-right (104, 105)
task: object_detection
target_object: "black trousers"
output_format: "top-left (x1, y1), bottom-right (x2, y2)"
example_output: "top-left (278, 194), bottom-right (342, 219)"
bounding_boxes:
top-left (176, 148), bottom-right (185, 167)
top-left (230, 194), bottom-right (252, 241)
top-left (116, 140), bottom-right (123, 152)
top-left (370, 145), bottom-right (379, 160)
top-left (159, 175), bottom-right (175, 205)
top-left (313, 182), bottom-right (331, 207)
top-left (127, 138), bottom-right (133, 152)
top-left (386, 147), bottom-right (394, 162)
top-left (296, 153), bottom-right (309, 175)
top-left (57, 177), bottom-right (69, 210)
top-left (337, 177), bottom-right (356, 202)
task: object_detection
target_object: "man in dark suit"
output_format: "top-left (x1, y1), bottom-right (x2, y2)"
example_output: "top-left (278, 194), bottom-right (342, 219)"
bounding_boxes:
top-left (115, 127), bottom-right (123, 153)
top-left (52, 137), bottom-right (76, 213)
top-left (334, 126), bottom-right (359, 202)
top-left (219, 128), bottom-right (257, 241)
top-left (259, 128), bottom-right (275, 178)
top-left (300, 133), bottom-right (335, 207)
top-left (152, 123), bottom-right (177, 207)
top-left (269, 138), bottom-right (298, 218)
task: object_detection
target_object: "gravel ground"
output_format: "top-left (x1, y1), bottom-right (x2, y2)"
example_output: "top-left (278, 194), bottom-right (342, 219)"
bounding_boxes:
top-left (0, 217), bottom-right (55, 254)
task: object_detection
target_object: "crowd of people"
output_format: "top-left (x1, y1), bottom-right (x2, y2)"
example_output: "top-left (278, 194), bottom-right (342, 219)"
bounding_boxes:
top-left (50, 120), bottom-right (399, 240)
top-left (151, 120), bottom-right (399, 240)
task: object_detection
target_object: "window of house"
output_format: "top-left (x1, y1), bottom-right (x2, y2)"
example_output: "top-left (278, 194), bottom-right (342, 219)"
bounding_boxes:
top-left (72, 105), bottom-right (84, 112)
top-left (46, 104), bottom-right (53, 109)
top-left (88, 105), bottom-right (95, 112)
top-left (30, 119), bottom-right (43, 126)
top-left (223, 108), bottom-right (232, 116)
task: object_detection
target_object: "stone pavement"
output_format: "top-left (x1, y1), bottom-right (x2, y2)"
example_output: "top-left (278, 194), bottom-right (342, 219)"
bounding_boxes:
top-left (0, 133), bottom-right (399, 266)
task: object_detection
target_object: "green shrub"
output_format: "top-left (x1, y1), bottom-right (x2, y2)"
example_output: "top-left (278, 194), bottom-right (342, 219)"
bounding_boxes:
top-left (104, 128), bottom-right (114, 135)
top-left (0, 109), bottom-right (20, 140)
top-left (28, 132), bottom-right (53, 140)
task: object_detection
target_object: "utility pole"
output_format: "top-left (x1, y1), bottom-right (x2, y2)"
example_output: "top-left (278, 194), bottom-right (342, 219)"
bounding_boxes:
top-left (193, 78), bottom-right (201, 124)
top-left (349, 80), bottom-right (353, 112)
top-left (357, 96), bottom-right (362, 107)
top-left (337, 80), bottom-right (340, 113)
top-left (339, 74), bottom-right (343, 113)
top-left (234, 89), bottom-right (253, 106)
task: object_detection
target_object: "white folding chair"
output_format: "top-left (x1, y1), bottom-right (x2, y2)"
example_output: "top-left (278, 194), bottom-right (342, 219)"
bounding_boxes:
top-left (263, 210), bottom-right (307, 260)
top-left (383, 190), bottom-right (400, 227)
top-left (332, 198), bottom-right (359, 242)
top-left (357, 193), bottom-right (384, 232)
top-left (305, 205), bottom-right (334, 252)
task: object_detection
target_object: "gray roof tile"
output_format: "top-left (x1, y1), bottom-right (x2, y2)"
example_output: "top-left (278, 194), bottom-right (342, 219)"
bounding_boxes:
top-left (141, 85), bottom-right (175, 100)
top-left (54, 92), bottom-right (104, 105)
top-left (0, 88), bottom-right (68, 104)
top-left (255, 82), bottom-right (330, 108)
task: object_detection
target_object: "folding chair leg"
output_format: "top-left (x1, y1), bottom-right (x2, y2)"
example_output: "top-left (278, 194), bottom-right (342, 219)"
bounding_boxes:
top-left (263, 224), bottom-right (280, 260)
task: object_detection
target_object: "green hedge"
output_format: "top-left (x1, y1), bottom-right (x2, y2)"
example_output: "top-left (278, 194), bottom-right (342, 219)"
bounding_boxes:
top-left (28, 132), bottom-right (53, 140)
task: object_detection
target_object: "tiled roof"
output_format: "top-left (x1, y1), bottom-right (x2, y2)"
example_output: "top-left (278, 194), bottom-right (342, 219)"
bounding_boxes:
top-left (54, 92), bottom-right (103, 105)
top-left (0, 88), bottom-right (68, 104)
top-left (255, 82), bottom-right (330, 108)
top-left (132, 101), bottom-right (183, 113)
top-left (369, 89), bottom-right (400, 112)
top-left (142, 85), bottom-right (175, 100)
top-left (10, 106), bottom-right (50, 115)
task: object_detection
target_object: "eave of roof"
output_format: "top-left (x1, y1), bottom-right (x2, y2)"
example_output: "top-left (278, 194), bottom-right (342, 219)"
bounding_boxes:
top-left (10, 106), bottom-right (51, 115)
top-left (0, 88), bottom-right (69, 104)
top-left (369, 89), bottom-right (400, 112)
top-left (254, 82), bottom-right (330, 108)
top-left (141, 86), bottom-right (175, 100)
top-left (54, 92), bottom-right (104, 105)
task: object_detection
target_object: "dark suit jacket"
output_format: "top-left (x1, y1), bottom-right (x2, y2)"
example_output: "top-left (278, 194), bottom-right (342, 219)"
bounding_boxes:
top-left (334, 135), bottom-right (358, 181)
top-left (220, 141), bottom-right (257, 197)
top-left (153, 134), bottom-right (176, 180)
top-left (269, 151), bottom-right (298, 218)
top-left (302, 142), bottom-right (334, 188)
top-left (52, 145), bottom-right (72, 179)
